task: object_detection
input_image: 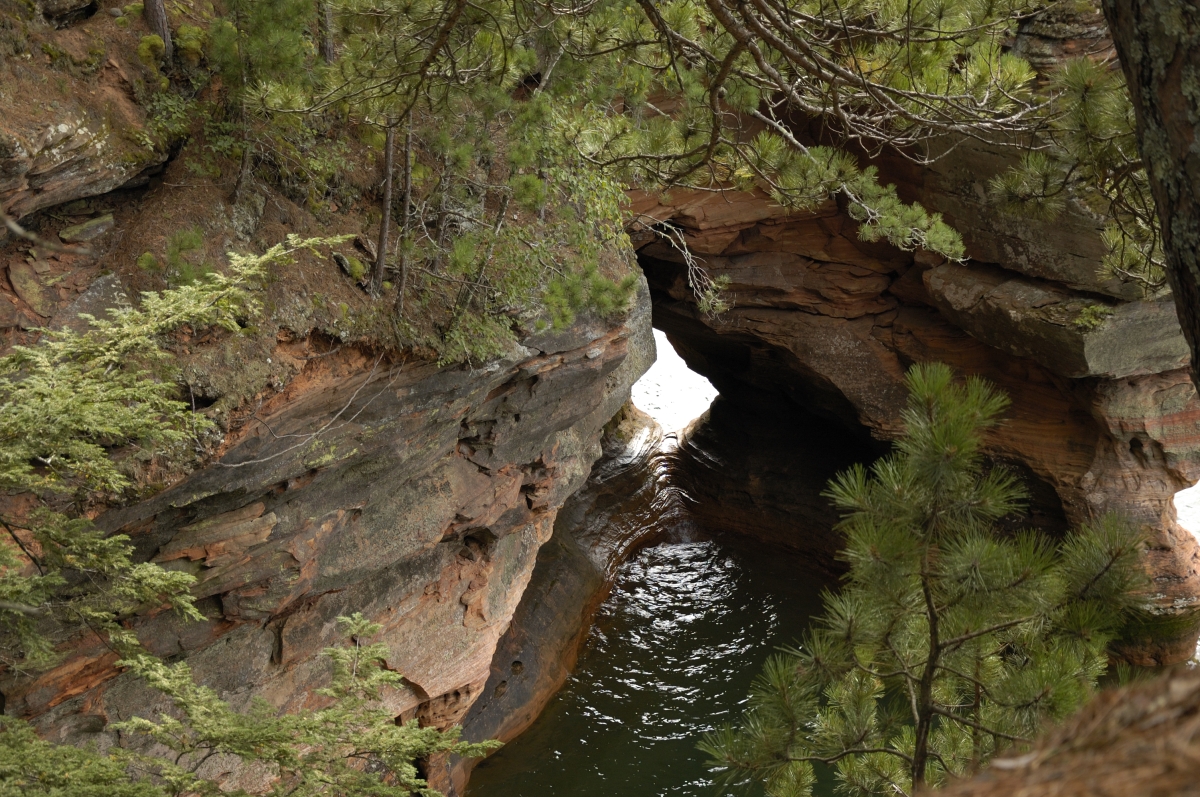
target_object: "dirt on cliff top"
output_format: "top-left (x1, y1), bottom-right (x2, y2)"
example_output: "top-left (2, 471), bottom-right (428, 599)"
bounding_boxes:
top-left (946, 667), bottom-right (1200, 796)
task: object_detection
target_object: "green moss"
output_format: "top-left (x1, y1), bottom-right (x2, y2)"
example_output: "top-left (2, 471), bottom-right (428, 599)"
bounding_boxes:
top-left (137, 34), bottom-right (165, 68)
top-left (344, 256), bottom-right (368, 282)
top-left (176, 25), bottom-right (206, 65)
top-left (1074, 303), bottom-right (1116, 331)
top-left (0, 14), bottom-right (27, 57)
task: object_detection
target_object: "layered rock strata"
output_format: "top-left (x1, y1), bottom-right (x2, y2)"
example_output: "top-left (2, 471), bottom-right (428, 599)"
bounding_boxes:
top-left (450, 405), bottom-right (667, 792)
top-left (632, 182), bottom-right (1200, 664)
top-left (2, 282), bottom-right (653, 792)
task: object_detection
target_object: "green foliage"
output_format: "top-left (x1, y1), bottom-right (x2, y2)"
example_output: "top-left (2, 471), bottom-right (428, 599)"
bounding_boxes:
top-left (145, 92), bottom-right (196, 146)
top-left (0, 615), bottom-right (499, 796)
top-left (144, 0), bottom-right (1073, 359)
top-left (137, 251), bottom-right (161, 272)
top-left (991, 58), bottom-right (1161, 294)
top-left (116, 614), bottom-right (499, 796)
top-left (164, 227), bottom-right (212, 285)
top-left (700, 363), bottom-right (1145, 796)
top-left (137, 34), bottom-right (165, 68)
top-left (345, 256), bottom-right (368, 282)
top-left (0, 237), bottom-right (335, 672)
top-left (0, 236), bottom-right (481, 797)
top-left (206, 0), bottom-right (311, 92)
top-left (0, 717), bottom-right (171, 797)
top-left (1074, 304), bottom-right (1115, 331)
top-left (175, 24), bottom-right (207, 66)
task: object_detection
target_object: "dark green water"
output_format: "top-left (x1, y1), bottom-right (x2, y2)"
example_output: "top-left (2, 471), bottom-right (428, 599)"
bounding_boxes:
top-left (466, 531), bottom-right (835, 797)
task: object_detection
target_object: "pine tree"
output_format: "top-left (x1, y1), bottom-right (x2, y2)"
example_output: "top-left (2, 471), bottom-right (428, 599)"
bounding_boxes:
top-left (1097, 0), bottom-right (1200, 394)
top-left (143, 0), bottom-right (173, 66)
top-left (0, 614), bottom-right (498, 796)
top-left (700, 363), bottom-right (1145, 796)
top-left (0, 236), bottom-right (495, 795)
top-left (207, 0), bottom-right (312, 200)
top-left (989, 56), bottom-right (1162, 294)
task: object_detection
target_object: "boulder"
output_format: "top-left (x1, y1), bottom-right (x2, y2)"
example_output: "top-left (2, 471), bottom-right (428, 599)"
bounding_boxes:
top-left (48, 273), bottom-right (130, 333)
top-left (58, 212), bottom-right (114, 243)
top-left (944, 668), bottom-right (1200, 797)
top-left (8, 260), bottom-right (56, 317)
top-left (925, 262), bottom-right (1189, 378)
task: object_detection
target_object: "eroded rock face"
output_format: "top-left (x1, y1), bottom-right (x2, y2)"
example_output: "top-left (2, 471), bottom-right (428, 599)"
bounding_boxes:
top-left (2, 283), bottom-right (654, 789)
top-left (450, 405), bottom-right (667, 792)
top-left (944, 667), bottom-right (1200, 796)
top-left (1, 47), bottom-right (166, 221)
top-left (632, 178), bottom-right (1200, 664)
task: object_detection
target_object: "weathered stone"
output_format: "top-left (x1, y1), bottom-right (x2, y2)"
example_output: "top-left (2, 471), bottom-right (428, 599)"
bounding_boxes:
top-left (4, 278), bottom-right (656, 793)
top-left (944, 667), bottom-right (1200, 797)
top-left (8, 260), bottom-right (56, 317)
top-left (640, 189), bottom-right (1200, 663)
top-left (49, 273), bottom-right (130, 332)
top-left (452, 404), bottom-right (665, 792)
top-left (884, 138), bottom-right (1138, 299)
top-left (58, 212), bottom-right (114, 243)
top-left (1, 112), bottom-right (167, 221)
top-left (925, 262), bottom-right (1189, 378)
top-left (0, 298), bottom-right (23, 328)
top-left (37, 0), bottom-right (93, 18)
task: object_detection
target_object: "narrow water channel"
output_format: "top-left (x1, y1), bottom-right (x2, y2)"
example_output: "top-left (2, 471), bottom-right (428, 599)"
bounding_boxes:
top-left (466, 531), bottom-right (833, 796)
top-left (466, 332), bottom-right (841, 797)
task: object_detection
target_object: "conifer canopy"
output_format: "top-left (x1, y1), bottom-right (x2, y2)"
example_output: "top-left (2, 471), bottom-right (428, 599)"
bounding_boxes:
top-left (699, 364), bottom-right (1144, 796)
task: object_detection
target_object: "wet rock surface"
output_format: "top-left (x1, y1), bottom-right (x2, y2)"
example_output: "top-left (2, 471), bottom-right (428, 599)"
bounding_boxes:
top-left (634, 172), bottom-right (1200, 662)
top-left (3, 283), bottom-right (654, 793)
top-left (451, 405), bottom-right (667, 792)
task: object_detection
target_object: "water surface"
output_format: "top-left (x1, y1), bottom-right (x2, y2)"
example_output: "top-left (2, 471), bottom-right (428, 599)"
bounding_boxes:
top-left (467, 532), bottom-right (833, 797)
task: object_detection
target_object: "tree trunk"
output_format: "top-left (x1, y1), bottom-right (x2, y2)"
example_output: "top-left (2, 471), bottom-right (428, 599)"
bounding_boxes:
top-left (910, 575), bottom-right (940, 792)
top-left (396, 113), bottom-right (413, 317)
top-left (317, 0), bottom-right (336, 64)
top-left (1100, 0), bottom-right (1200, 393)
top-left (144, 0), bottom-right (173, 66)
top-left (372, 122), bottom-right (396, 296)
top-left (230, 11), bottom-right (252, 205)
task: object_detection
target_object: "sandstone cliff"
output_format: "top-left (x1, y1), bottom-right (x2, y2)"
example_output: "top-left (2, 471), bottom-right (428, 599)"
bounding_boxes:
top-left (0, 270), bottom-right (652, 790)
top-left (0, 9), bottom-right (655, 785)
top-left (626, 10), bottom-right (1200, 664)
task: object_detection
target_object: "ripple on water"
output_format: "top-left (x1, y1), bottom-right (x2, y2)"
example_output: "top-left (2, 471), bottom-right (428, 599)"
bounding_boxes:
top-left (467, 537), bottom-right (832, 797)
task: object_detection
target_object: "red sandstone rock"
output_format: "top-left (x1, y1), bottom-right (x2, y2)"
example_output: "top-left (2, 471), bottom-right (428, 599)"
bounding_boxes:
top-left (640, 172), bottom-right (1200, 663)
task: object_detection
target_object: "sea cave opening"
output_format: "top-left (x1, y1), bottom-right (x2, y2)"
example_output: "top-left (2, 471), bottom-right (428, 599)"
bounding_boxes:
top-left (463, 323), bottom-right (883, 797)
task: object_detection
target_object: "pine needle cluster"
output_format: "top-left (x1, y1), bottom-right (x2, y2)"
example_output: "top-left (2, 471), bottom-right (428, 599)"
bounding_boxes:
top-left (0, 615), bottom-right (498, 796)
top-left (150, 0), bottom-right (1066, 353)
top-left (0, 238), bottom-right (494, 795)
top-left (989, 57), bottom-right (1161, 293)
top-left (700, 363), bottom-right (1145, 796)
top-left (0, 241), bottom-right (282, 672)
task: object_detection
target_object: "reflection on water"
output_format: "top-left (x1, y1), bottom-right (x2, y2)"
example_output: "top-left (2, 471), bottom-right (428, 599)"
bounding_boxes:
top-left (632, 330), bottom-right (718, 432)
top-left (467, 327), bottom-right (836, 796)
top-left (466, 534), bottom-right (832, 797)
